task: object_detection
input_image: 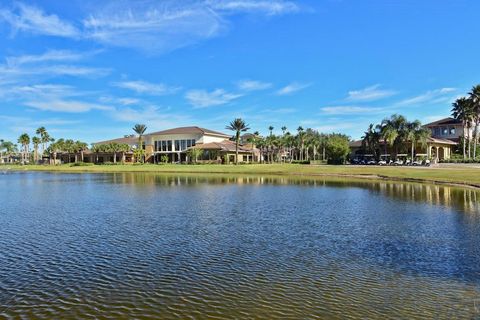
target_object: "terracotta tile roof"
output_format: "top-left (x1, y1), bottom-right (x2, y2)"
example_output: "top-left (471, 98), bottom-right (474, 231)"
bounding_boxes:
top-left (423, 117), bottom-right (461, 126)
top-left (93, 136), bottom-right (138, 145)
top-left (191, 140), bottom-right (256, 152)
top-left (427, 137), bottom-right (458, 145)
top-left (146, 126), bottom-right (230, 138)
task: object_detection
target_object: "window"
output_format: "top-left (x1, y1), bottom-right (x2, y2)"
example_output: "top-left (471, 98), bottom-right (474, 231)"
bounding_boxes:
top-left (449, 127), bottom-right (456, 135)
top-left (181, 140), bottom-right (186, 151)
top-left (433, 127), bottom-right (440, 136)
top-left (191, 139), bottom-right (196, 147)
top-left (175, 140), bottom-right (180, 151)
top-left (187, 140), bottom-right (192, 148)
top-left (441, 127), bottom-right (448, 136)
top-left (167, 140), bottom-right (172, 151)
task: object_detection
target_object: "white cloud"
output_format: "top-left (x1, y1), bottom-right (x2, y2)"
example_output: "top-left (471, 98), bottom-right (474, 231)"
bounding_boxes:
top-left (346, 84), bottom-right (396, 101)
top-left (5, 50), bottom-right (87, 66)
top-left (113, 80), bottom-right (180, 95)
top-left (236, 79), bottom-right (272, 91)
top-left (320, 105), bottom-right (388, 115)
top-left (276, 82), bottom-right (311, 95)
top-left (209, 0), bottom-right (299, 15)
top-left (83, 2), bottom-right (223, 54)
top-left (185, 89), bottom-right (243, 108)
top-left (1, 1), bottom-right (300, 53)
top-left (396, 88), bottom-right (456, 106)
top-left (0, 2), bottom-right (79, 37)
top-left (25, 100), bottom-right (113, 113)
top-left (110, 105), bottom-right (190, 128)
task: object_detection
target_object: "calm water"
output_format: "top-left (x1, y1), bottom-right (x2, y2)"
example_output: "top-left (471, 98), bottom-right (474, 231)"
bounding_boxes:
top-left (1, 172), bottom-right (480, 319)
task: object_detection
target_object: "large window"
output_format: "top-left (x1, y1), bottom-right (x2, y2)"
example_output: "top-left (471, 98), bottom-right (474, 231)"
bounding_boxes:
top-left (155, 139), bottom-right (196, 152)
top-left (441, 127), bottom-right (448, 136)
top-left (449, 127), bottom-right (456, 135)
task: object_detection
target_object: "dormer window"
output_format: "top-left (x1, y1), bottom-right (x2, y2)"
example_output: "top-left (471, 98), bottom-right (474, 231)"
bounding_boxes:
top-left (449, 127), bottom-right (456, 135)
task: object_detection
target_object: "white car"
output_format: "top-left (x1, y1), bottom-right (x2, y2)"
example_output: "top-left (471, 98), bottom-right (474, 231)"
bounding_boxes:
top-left (378, 160), bottom-right (387, 165)
top-left (412, 160), bottom-right (423, 166)
top-left (394, 159), bottom-right (404, 166)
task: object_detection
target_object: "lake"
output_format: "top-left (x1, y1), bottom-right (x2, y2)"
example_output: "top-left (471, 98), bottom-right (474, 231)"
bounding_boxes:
top-left (0, 172), bottom-right (479, 319)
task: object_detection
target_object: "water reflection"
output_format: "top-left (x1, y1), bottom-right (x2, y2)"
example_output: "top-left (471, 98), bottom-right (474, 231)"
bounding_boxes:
top-left (105, 172), bottom-right (480, 214)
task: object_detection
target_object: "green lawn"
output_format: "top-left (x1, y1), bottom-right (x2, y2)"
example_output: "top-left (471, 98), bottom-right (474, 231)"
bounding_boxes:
top-left (5, 163), bottom-right (480, 188)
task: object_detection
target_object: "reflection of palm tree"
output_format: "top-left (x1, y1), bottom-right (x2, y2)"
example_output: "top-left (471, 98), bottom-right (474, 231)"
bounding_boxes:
top-left (226, 118), bottom-right (250, 165)
top-left (133, 124), bottom-right (147, 163)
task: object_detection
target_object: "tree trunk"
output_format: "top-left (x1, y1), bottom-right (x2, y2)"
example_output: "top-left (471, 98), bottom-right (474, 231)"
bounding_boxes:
top-left (411, 141), bottom-right (415, 161)
top-left (468, 126), bottom-right (472, 159)
top-left (474, 122), bottom-right (479, 159)
top-left (113, 152), bottom-right (117, 163)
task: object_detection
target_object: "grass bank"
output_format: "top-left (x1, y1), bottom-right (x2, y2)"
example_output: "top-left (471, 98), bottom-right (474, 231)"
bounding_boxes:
top-left (5, 163), bottom-right (480, 189)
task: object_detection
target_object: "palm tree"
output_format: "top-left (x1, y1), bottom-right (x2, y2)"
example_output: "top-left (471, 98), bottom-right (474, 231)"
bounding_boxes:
top-left (18, 133), bottom-right (30, 164)
top-left (36, 127), bottom-right (51, 156)
top-left (362, 124), bottom-right (381, 160)
top-left (297, 126), bottom-right (305, 161)
top-left (405, 120), bottom-right (430, 161)
top-left (452, 97), bottom-right (474, 159)
top-left (32, 136), bottom-right (41, 162)
top-left (133, 124), bottom-right (147, 163)
top-left (281, 126), bottom-right (287, 135)
top-left (247, 131), bottom-right (260, 163)
top-left (268, 126), bottom-right (274, 137)
top-left (469, 85), bottom-right (480, 159)
top-left (226, 118), bottom-right (250, 165)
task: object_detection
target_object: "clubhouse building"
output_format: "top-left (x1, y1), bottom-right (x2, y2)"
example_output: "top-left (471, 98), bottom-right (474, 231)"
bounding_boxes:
top-left (84, 126), bottom-right (259, 164)
top-left (350, 117), bottom-right (467, 161)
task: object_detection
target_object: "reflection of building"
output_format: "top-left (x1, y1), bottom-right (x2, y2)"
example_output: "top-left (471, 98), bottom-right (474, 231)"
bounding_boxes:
top-left (350, 117), bottom-right (463, 161)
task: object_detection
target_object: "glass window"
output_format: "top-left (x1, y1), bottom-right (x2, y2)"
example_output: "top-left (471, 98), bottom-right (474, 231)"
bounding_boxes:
top-left (181, 140), bottom-right (186, 151)
top-left (175, 140), bottom-right (180, 151)
top-left (449, 127), bottom-right (456, 135)
top-left (187, 140), bottom-right (192, 148)
top-left (191, 139), bottom-right (196, 147)
top-left (161, 141), bottom-right (167, 152)
top-left (433, 127), bottom-right (440, 136)
top-left (441, 127), bottom-right (448, 135)
top-left (167, 140), bottom-right (172, 151)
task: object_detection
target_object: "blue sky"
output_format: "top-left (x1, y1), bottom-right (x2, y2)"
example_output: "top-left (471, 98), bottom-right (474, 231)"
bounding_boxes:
top-left (0, 0), bottom-right (479, 143)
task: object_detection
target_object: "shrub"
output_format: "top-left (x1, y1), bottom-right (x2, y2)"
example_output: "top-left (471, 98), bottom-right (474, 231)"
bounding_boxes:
top-left (70, 162), bottom-right (94, 167)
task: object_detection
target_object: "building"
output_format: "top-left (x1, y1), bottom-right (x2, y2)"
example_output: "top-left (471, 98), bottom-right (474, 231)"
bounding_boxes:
top-left (350, 117), bottom-right (463, 161)
top-left (85, 126), bottom-right (258, 164)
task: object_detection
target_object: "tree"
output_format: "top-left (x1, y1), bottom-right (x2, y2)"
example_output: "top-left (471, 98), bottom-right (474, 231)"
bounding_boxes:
top-left (452, 97), bottom-right (474, 159)
top-left (32, 136), bottom-right (41, 162)
top-left (226, 118), bottom-right (250, 165)
top-left (468, 85), bottom-right (480, 159)
top-left (74, 141), bottom-right (88, 162)
top-left (18, 133), bottom-right (30, 164)
top-left (297, 126), bottom-right (305, 161)
top-left (186, 147), bottom-right (202, 164)
top-left (325, 134), bottom-right (350, 164)
top-left (405, 120), bottom-right (430, 160)
top-left (133, 124), bottom-right (147, 163)
top-left (362, 123), bottom-right (381, 160)
top-left (35, 127), bottom-right (51, 156)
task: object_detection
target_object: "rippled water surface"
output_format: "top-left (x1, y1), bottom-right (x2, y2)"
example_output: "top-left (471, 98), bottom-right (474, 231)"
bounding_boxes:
top-left (1, 172), bottom-right (480, 319)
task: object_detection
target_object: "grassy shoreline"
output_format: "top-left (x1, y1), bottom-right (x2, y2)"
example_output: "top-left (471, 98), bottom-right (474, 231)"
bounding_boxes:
top-left (4, 163), bottom-right (480, 189)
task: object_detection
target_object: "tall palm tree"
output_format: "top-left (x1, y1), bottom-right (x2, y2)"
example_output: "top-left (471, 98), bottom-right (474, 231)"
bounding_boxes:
top-left (281, 126), bottom-right (287, 135)
top-left (469, 85), bottom-right (480, 159)
top-left (405, 120), bottom-right (430, 160)
top-left (247, 131), bottom-right (260, 162)
top-left (362, 123), bottom-right (381, 160)
top-left (32, 136), bottom-right (41, 162)
top-left (36, 127), bottom-right (51, 156)
top-left (297, 126), bottom-right (305, 161)
top-left (268, 126), bottom-right (274, 137)
top-left (226, 118), bottom-right (250, 165)
top-left (133, 124), bottom-right (147, 163)
top-left (452, 97), bottom-right (474, 159)
top-left (18, 133), bottom-right (30, 164)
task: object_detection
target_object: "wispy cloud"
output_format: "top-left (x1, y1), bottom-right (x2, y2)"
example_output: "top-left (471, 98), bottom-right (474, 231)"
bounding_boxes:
top-left (113, 80), bottom-right (181, 96)
top-left (209, 0), bottom-right (299, 15)
top-left (236, 79), bottom-right (272, 91)
top-left (276, 82), bottom-right (311, 95)
top-left (5, 50), bottom-right (96, 66)
top-left (346, 84), bottom-right (396, 102)
top-left (185, 89), bottom-right (243, 108)
top-left (0, 2), bottom-right (80, 37)
top-left (1, 1), bottom-right (301, 53)
top-left (396, 88), bottom-right (457, 106)
top-left (25, 100), bottom-right (113, 113)
top-left (110, 105), bottom-right (190, 128)
top-left (320, 105), bottom-right (388, 115)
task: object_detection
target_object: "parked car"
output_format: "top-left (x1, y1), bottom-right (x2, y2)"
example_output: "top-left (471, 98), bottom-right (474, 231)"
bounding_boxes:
top-left (412, 160), bottom-right (423, 166)
top-left (393, 159), bottom-right (404, 166)
top-left (378, 160), bottom-right (387, 165)
top-left (367, 160), bottom-right (377, 165)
